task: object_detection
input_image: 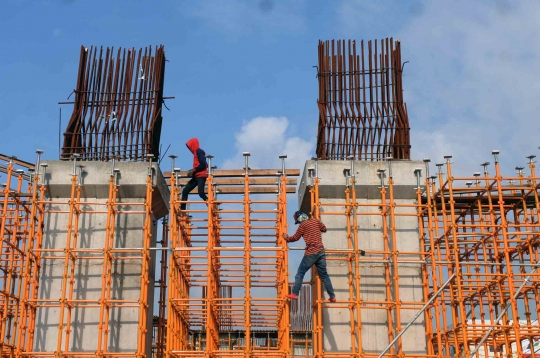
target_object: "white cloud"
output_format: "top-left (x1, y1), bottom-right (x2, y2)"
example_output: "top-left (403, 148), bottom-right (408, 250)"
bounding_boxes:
top-left (222, 116), bottom-right (314, 170)
top-left (337, 0), bottom-right (540, 175)
top-left (187, 0), bottom-right (306, 37)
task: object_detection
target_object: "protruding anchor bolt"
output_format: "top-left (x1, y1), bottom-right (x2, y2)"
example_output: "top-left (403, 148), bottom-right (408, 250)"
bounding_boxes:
top-left (473, 172), bottom-right (481, 185)
top-left (279, 155), bottom-right (287, 176)
top-left (71, 153), bottom-right (80, 176)
top-left (311, 157), bottom-right (319, 178)
top-left (346, 155), bottom-right (355, 178)
top-left (28, 168), bottom-right (35, 184)
top-left (343, 168), bottom-right (351, 186)
top-left (242, 152), bottom-right (250, 175)
top-left (385, 156), bottom-right (393, 178)
top-left (35, 149), bottom-right (44, 175)
top-left (169, 154), bottom-right (178, 173)
top-left (423, 158), bottom-right (431, 178)
top-left (78, 166), bottom-right (85, 186)
top-left (207, 154), bottom-right (215, 174)
top-left (146, 154), bottom-right (155, 179)
top-left (377, 169), bottom-right (386, 188)
top-left (414, 168), bottom-right (422, 189)
top-left (110, 157), bottom-right (116, 177)
top-left (173, 167), bottom-right (181, 186)
top-left (113, 168), bottom-right (120, 186)
top-left (492, 150), bottom-right (500, 163)
top-left (40, 163), bottom-right (48, 185)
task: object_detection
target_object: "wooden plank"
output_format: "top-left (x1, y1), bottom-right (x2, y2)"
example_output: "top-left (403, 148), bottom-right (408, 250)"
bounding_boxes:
top-left (0, 154), bottom-right (35, 169)
top-left (184, 186), bottom-right (296, 195)
top-left (163, 168), bottom-right (300, 179)
top-left (168, 177), bottom-right (297, 186)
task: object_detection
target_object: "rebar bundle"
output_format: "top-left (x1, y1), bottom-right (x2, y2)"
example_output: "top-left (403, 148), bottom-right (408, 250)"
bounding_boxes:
top-left (316, 39), bottom-right (411, 161)
top-left (61, 45), bottom-right (166, 162)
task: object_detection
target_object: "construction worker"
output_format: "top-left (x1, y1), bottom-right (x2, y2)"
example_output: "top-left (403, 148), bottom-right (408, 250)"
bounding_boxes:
top-left (181, 138), bottom-right (208, 210)
top-left (283, 211), bottom-right (336, 302)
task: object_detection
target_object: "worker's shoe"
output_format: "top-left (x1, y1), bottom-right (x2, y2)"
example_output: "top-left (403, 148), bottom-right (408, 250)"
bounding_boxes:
top-left (328, 297), bottom-right (337, 302)
top-left (286, 294), bottom-right (299, 300)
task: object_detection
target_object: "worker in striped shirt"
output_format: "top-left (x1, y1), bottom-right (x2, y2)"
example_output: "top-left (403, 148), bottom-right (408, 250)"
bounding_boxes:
top-left (283, 211), bottom-right (336, 302)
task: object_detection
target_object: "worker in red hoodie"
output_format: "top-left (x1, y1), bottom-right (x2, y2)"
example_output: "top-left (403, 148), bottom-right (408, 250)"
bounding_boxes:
top-left (181, 138), bottom-right (208, 210)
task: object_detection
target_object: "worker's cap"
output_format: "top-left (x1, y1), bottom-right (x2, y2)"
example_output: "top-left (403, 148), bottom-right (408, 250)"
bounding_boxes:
top-left (293, 211), bottom-right (309, 225)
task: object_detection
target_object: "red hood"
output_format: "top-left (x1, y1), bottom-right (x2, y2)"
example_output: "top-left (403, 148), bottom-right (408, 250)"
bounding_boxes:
top-left (186, 138), bottom-right (200, 153)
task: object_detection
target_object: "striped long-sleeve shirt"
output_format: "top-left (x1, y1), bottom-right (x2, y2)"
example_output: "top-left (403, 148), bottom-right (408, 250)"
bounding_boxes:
top-left (286, 218), bottom-right (326, 255)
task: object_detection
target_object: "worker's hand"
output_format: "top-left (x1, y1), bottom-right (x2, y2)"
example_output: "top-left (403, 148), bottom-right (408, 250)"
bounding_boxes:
top-left (282, 233), bottom-right (289, 241)
top-left (187, 169), bottom-right (194, 178)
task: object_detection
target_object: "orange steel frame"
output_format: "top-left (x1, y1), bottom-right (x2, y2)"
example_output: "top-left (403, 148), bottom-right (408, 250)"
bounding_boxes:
top-left (0, 158), bottom-right (45, 357)
top-left (308, 166), bottom-right (428, 358)
top-left (2, 152), bottom-right (540, 358)
top-left (306, 155), bottom-right (539, 358)
top-left (0, 153), bottom-right (158, 357)
top-left (421, 155), bottom-right (540, 358)
top-left (28, 160), bottom-right (155, 357)
top-left (165, 155), bottom-right (292, 358)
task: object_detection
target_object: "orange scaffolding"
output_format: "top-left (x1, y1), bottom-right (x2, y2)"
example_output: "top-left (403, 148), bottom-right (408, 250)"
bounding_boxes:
top-left (0, 155), bottom-right (44, 357)
top-left (2, 151), bottom-right (540, 358)
top-left (0, 154), bottom-right (159, 357)
top-left (421, 154), bottom-right (540, 358)
top-left (305, 155), bottom-right (539, 358)
top-left (165, 154), bottom-right (297, 358)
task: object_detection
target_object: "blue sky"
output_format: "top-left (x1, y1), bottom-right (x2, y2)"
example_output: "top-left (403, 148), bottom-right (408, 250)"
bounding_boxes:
top-left (2, 0), bottom-right (540, 176)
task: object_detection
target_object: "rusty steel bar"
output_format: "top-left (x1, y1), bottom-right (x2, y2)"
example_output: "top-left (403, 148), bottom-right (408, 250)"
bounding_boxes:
top-left (61, 45), bottom-right (166, 162)
top-left (316, 39), bottom-right (410, 161)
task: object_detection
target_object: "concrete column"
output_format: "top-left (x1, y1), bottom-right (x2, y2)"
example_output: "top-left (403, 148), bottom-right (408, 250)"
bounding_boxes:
top-left (298, 159), bottom-right (426, 355)
top-left (34, 161), bottom-right (169, 356)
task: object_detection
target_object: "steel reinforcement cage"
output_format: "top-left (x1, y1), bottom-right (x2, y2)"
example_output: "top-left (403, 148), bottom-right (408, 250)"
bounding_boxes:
top-left (316, 39), bottom-right (411, 161)
top-left (61, 45), bottom-right (166, 162)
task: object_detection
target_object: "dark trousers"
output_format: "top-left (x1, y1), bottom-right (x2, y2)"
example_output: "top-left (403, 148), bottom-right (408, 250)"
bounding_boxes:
top-left (292, 250), bottom-right (335, 298)
top-left (180, 177), bottom-right (208, 210)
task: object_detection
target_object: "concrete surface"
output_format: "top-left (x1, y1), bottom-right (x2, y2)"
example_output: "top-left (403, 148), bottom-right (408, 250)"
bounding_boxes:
top-left (34, 160), bottom-right (169, 355)
top-left (298, 159), bottom-right (427, 355)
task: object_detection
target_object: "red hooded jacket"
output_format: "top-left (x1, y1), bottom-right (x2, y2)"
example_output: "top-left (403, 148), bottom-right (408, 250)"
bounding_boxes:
top-left (186, 138), bottom-right (208, 178)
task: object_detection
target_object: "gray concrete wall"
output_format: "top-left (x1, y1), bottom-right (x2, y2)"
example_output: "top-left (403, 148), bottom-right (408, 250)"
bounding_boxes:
top-left (34, 160), bottom-right (169, 355)
top-left (298, 159), bottom-right (426, 355)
